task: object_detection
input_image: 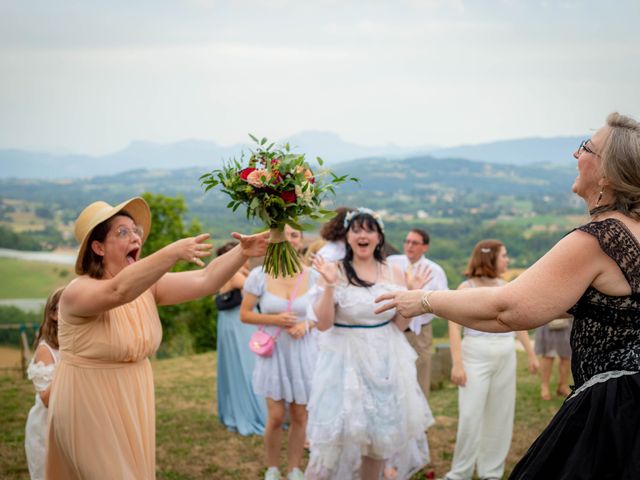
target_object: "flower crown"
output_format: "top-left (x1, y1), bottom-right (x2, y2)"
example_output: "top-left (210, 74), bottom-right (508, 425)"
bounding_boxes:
top-left (343, 207), bottom-right (385, 232)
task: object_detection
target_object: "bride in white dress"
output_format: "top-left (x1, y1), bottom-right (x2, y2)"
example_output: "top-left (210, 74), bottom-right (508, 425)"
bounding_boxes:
top-left (305, 209), bottom-right (434, 480)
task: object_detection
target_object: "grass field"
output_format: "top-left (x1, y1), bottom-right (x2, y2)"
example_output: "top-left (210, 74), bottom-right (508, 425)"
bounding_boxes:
top-left (0, 259), bottom-right (72, 299)
top-left (0, 349), bottom-right (568, 479)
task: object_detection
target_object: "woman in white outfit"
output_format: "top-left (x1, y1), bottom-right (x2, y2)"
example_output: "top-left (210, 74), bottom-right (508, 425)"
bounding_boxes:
top-left (306, 208), bottom-right (434, 480)
top-left (25, 287), bottom-right (64, 480)
top-left (444, 240), bottom-right (538, 480)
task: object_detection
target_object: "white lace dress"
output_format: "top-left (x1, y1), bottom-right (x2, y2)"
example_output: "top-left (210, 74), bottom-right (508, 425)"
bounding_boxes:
top-left (25, 341), bottom-right (60, 480)
top-left (305, 276), bottom-right (435, 479)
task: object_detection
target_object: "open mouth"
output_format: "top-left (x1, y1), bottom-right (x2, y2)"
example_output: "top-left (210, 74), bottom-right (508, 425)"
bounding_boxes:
top-left (356, 240), bottom-right (370, 248)
top-left (126, 247), bottom-right (139, 265)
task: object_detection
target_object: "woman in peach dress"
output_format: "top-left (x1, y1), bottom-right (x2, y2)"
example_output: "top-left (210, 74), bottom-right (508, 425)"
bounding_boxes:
top-left (46, 197), bottom-right (267, 479)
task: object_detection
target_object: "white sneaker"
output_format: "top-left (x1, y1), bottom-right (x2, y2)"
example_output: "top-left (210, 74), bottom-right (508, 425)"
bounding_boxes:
top-left (287, 467), bottom-right (305, 480)
top-left (265, 467), bottom-right (282, 480)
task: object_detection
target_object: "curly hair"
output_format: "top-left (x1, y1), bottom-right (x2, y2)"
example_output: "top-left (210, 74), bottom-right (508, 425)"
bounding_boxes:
top-left (319, 207), bottom-right (355, 241)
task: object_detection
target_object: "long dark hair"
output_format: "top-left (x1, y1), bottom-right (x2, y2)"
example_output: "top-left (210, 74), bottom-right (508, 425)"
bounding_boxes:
top-left (342, 212), bottom-right (386, 287)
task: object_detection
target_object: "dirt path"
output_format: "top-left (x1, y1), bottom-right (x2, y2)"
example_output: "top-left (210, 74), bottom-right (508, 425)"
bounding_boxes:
top-left (0, 345), bottom-right (22, 369)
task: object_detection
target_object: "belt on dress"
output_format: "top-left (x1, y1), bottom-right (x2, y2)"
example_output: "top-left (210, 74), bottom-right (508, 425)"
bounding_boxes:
top-left (60, 351), bottom-right (148, 369)
top-left (333, 320), bottom-right (391, 329)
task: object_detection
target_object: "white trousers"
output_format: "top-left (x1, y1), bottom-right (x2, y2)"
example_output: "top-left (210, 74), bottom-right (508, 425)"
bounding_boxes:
top-left (445, 335), bottom-right (516, 480)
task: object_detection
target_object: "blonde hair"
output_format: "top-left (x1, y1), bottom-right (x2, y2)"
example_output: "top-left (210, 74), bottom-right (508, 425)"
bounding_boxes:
top-left (598, 112), bottom-right (640, 219)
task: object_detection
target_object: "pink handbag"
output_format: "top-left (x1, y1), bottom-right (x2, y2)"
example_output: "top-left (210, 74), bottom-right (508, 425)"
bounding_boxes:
top-left (249, 271), bottom-right (306, 357)
top-left (249, 327), bottom-right (280, 357)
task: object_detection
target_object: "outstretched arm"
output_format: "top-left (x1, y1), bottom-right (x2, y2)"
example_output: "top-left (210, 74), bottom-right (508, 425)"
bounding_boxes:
top-left (154, 231), bottom-right (269, 306)
top-left (62, 233), bottom-right (213, 319)
top-left (376, 230), bottom-right (612, 332)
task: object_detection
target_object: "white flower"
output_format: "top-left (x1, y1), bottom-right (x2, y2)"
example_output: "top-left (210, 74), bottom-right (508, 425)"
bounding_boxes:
top-left (295, 182), bottom-right (314, 205)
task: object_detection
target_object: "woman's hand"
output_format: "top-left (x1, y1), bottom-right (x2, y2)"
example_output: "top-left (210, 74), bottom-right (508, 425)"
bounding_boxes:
top-left (173, 233), bottom-right (213, 267)
top-left (312, 256), bottom-right (338, 286)
top-left (451, 364), bottom-right (467, 387)
top-left (528, 354), bottom-right (540, 374)
top-left (374, 290), bottom-right (426, 318)
top-left (274, 311), bottom-right (297, 328)
top-left (286, 322), bottom-right (308, 339)
top-left (407, 264), bottom-right (432, 290)
top-left (232, 231), bottom-right (269, 258)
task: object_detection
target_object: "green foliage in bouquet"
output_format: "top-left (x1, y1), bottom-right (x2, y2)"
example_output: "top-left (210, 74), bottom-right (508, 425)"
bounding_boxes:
top-left (200, 134), bottom-right (357, 277)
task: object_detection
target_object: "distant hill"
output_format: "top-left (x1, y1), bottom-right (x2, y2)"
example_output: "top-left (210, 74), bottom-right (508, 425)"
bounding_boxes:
top-left (0, 132), bottom-right (583, 179)
top-left (0, 154), bottom-right (580, 226)
top-left (429, 137), bottom-right (582, 165)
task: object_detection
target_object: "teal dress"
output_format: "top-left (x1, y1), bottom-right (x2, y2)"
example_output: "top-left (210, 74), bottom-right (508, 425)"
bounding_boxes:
top-left (216, 301), bottom-right (267, 435)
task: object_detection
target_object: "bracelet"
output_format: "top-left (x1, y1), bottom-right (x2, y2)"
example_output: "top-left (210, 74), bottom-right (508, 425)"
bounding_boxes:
top-left (421, 291), bottom-right (434, 314)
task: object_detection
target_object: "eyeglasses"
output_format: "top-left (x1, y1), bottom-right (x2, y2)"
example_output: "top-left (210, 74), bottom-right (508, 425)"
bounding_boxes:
top-left (404, 239), bottom-right (425, 246)
top-left (577, 139), bottom-right (600, 157)
top-left (114, 225), bottom-right (144, 240)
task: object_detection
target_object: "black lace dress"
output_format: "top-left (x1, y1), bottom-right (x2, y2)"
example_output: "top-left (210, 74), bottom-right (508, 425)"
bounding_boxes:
top-left (510, 219), bottom-right (640, 480)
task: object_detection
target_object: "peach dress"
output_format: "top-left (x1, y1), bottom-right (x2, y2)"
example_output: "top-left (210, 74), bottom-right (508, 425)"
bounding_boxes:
top-left (46, 289), bottom-right (162, 479)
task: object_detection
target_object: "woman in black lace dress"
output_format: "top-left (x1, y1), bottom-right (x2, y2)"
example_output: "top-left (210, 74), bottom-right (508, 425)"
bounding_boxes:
top-left (376, 112), bottom-right (640, 479)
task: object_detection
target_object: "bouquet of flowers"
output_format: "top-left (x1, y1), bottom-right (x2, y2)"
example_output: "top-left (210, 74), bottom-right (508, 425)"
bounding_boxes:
top-left (200, 134), bottom-right (356, 277)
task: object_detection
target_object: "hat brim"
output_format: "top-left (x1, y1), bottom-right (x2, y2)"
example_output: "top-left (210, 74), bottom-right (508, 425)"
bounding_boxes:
top-left (75, 197), bottom-right (152, 275)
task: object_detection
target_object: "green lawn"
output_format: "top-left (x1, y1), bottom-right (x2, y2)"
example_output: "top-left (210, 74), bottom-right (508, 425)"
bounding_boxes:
top-left (0, 259), bottom-right (72, 299)
top-left (0, 349), bottom-right (568, 479)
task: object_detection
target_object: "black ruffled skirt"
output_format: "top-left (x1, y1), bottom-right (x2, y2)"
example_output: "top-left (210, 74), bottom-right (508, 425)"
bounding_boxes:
top-left (509, 372), bottom-right (640, 480)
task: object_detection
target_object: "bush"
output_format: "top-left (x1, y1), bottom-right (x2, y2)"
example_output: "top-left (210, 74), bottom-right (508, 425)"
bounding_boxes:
top-left (0, 306), bottom-right (40, 346)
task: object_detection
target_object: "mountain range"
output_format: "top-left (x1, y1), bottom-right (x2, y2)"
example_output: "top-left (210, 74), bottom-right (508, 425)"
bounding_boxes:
top-left (0, 131), bottom-right (583, 180)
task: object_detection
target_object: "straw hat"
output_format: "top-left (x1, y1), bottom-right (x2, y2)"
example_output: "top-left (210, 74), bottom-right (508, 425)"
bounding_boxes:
top-left (74, 197), bottom-right (152, 275)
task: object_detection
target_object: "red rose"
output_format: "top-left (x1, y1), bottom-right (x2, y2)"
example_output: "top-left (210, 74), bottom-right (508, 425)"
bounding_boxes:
top-left (280, 190), bottom-right (297, 204)
top-left (239, 167), bottom-right (256, 180)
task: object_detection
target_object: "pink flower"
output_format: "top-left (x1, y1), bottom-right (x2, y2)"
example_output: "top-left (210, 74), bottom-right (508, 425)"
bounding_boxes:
top-left (296, 166), bottom-right (315, 184)
top-left (246, 169), bottom-right (271, 187)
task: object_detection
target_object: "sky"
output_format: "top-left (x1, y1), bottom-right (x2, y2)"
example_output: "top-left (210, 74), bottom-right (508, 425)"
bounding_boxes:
top-left (1, 0), bottom-right (639, 155)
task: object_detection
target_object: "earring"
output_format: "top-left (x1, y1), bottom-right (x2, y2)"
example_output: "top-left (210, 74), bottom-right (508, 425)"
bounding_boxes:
top-left (595, 188), bottom-right (604, 208)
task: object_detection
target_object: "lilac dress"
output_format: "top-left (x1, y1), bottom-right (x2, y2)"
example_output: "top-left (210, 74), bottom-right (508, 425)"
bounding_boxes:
top-left (244, 267), bottom-right (318, 404)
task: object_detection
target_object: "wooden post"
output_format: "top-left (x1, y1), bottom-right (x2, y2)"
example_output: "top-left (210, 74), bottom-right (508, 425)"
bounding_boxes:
top-left (19, 324), bottom-right (32, 379)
